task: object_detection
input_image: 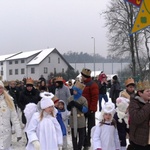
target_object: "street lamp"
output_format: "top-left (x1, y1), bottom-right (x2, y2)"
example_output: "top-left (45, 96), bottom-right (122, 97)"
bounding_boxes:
top-left (91, 37), bottom-right (95, 77)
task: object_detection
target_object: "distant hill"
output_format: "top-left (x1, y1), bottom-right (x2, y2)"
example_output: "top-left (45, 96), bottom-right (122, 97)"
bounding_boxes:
top-left (63, 51), bottom-right (130, 63)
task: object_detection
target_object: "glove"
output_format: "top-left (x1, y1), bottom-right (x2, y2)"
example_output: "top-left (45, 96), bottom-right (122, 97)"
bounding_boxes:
top-left (67, 101), bottom-right (75, 111)
top-left (84, 110), bottom-right (94, 117)
top-left (32, 140), bottom-right (40, 150)
top-left (73, 101), bottom-right (83, 112)
top-left (17, 137), bottom-right (22, 141)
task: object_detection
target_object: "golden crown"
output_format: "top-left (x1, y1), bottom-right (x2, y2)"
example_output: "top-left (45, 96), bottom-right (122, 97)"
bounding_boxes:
top-left (125, 78), bottom-right (135, 86)
top-left (136, 80), bottom-right (150, 91)
top-left (74, 81), bottom-right (85, 91)
top-left (26, 77), bottom-right (34, 85)
top-left (55, 76), bottom-right (63, 82)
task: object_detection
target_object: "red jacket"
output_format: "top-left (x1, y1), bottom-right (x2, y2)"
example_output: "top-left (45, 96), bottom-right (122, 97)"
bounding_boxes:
top-left (82, 78), bottom-right (99, 112)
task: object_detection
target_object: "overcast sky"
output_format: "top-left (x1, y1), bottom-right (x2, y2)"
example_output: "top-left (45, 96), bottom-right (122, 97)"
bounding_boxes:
top-left (0, 0), bottom-right (109, 57)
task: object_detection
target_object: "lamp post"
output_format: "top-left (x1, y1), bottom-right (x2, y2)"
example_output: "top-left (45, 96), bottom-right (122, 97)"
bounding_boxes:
top-left (91, 37), bottom-right (95, 77)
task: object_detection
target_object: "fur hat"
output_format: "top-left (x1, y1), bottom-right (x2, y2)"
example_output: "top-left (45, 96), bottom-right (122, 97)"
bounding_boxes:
top-left (125, 78), bottom-right (135, 87)
top-left (74, 81), bottom-right (85, 91)
top-left (40, 92), bottom-right (54, 109)
top-left (116, 97), bottom-right (130, 127)
top-left (26, 77), bottom-right (34, 85)
top-left (81, 68), bottom-right (91, 78)
top-left (100, 102), bottom-right (115, 121)
top-left (0, 80), bottom-right (4, 88)
top-left (113, 75), bottom-right (118, 81)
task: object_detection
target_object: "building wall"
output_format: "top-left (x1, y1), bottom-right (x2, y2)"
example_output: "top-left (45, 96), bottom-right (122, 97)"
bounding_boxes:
top-left (27, 52), bottom-right (69, 80)
top-left (5, 54), bottom-right (37, 81)
top-left (0, 50), bottom-right (70, 81)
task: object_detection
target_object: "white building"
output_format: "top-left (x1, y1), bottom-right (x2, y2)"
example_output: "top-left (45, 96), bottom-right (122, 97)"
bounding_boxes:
top-left (0, 48), bottom-right (73, 81)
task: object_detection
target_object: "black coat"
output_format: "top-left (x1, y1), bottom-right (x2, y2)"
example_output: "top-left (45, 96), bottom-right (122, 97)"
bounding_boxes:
top-left (18, 87), bottom-right (41, 124)
top-left (114, 113), bottom-right (129, 146)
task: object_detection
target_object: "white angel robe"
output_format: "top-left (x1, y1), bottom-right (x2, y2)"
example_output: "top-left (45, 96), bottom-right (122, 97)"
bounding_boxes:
top-left (26, 112), bottom-right (63, 150)
top-left (92, 123), bottom-right (120, 150)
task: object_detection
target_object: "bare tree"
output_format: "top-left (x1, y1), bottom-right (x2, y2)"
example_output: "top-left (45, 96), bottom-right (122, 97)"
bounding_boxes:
top-left (102, 0), bottom-right (140, 77)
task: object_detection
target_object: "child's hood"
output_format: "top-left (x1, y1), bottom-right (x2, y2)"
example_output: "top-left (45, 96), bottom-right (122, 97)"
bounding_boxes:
top-left (59, 100), bottom-right (67, 110)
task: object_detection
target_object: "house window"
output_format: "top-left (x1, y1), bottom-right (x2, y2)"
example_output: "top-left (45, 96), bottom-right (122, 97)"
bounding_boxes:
top-left (9, 69), bottom-right (12, 75)
top-left (44, 67), bottom-right (48, 74)
top-left (21, 68), bottom-right (25, 74)
top-left (48, 57), bottom-right (51, 63)
top-left (15, 60), bottom-right (18, 64)
top-left (58, 58), bottom-right (60, 64)
top-left (15, 69), bottom-right (18, 75)
top-left (21, 59), bottom-right (25, 63)
top-left (9, 61), bottom-right (12, 65)
top-left (62, 68), bottom-right (64, 73)
top-left (31, 68), bottom-right (35, 74)
top-left (1, 62), bottom-right (3, 65)
top-left (1, 71), bottom-right (3, 76)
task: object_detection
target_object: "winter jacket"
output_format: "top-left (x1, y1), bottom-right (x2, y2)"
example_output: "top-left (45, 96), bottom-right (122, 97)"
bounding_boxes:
top-left (129, 96), bottom-right (150, 146)
top-left (55, 84), bottom-right (71, 105)
top-left (18, 87), bottom-right (40, 111)
top-left (0, 94), bottom-right (22, 149)
top-left (82, 78), bottom-right (99, 112)
top-left (114, 113), bottom-right (129, 146)
top-left (68, 95), bottom-right (88, 128)
top-left (18, 87), bottom-right (40, 124)
top-left (109, 80), bottom-right (121, 100)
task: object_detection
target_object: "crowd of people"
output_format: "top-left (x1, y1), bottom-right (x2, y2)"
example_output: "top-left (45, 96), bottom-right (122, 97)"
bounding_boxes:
top-left (0, 68), bottom-right (150, 150)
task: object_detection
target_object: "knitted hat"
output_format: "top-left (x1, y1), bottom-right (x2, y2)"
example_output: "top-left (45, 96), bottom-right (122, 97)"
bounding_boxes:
top-left (125, 78), bottom-right (135, 87)
top-left (116, 97), bottom-right (130, 126)
top-left (74, 81), bottom-right (85, 91)
top-left (99, 73), bottom-right (107, 81)
top-left (81, 68), bottom-right (91, 78)
top-left (40, 92), bottom-right (54, 109)
top-left (0, 80), bottom-right (4, 88)
top-left (100, 102), bottom-right (115, 121)
top-left (26, 78), bottom-right (34, 85)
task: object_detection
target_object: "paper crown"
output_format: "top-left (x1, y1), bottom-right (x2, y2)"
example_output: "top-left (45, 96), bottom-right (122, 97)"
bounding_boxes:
top-left (125, 78), bottom-right (135, 87)
top-left (55, 76), bottom-right (63, 82)
top-left (136, 80), bottom-right (150, 91)
top-left (81, 68), bottom-right (91, 78)
top-left (52, 95), bottom-right (59, 104)
top-left (74, 81), bottom-right (85, 91)
top-left (26, 78), bottom-right (34, 85)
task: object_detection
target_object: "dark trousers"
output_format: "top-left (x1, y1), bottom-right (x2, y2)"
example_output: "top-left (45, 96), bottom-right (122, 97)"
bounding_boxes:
top-left (71, 127), bottom-right (85, 150)
top-left (99, 94), bottom-right (108, 111)
top-left (84, 112), bottom-right (95, 147)
top-left (127, 141), bottom-right (150, 150)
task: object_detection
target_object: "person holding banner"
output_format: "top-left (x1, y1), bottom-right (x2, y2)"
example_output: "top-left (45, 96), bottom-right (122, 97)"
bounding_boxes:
top-left (67, 81), bottom-right (88, 150)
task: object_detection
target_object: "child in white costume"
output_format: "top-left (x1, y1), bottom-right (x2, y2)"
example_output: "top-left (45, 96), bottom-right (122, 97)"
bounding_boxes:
top-left (26, 92), bottom-right (63, 150)
top-left (92, 102), bottom-right (120, 150)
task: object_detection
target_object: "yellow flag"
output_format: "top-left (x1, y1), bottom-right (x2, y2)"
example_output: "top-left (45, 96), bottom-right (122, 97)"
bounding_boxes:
top-left (131, 0), bottom-right (150, 33)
